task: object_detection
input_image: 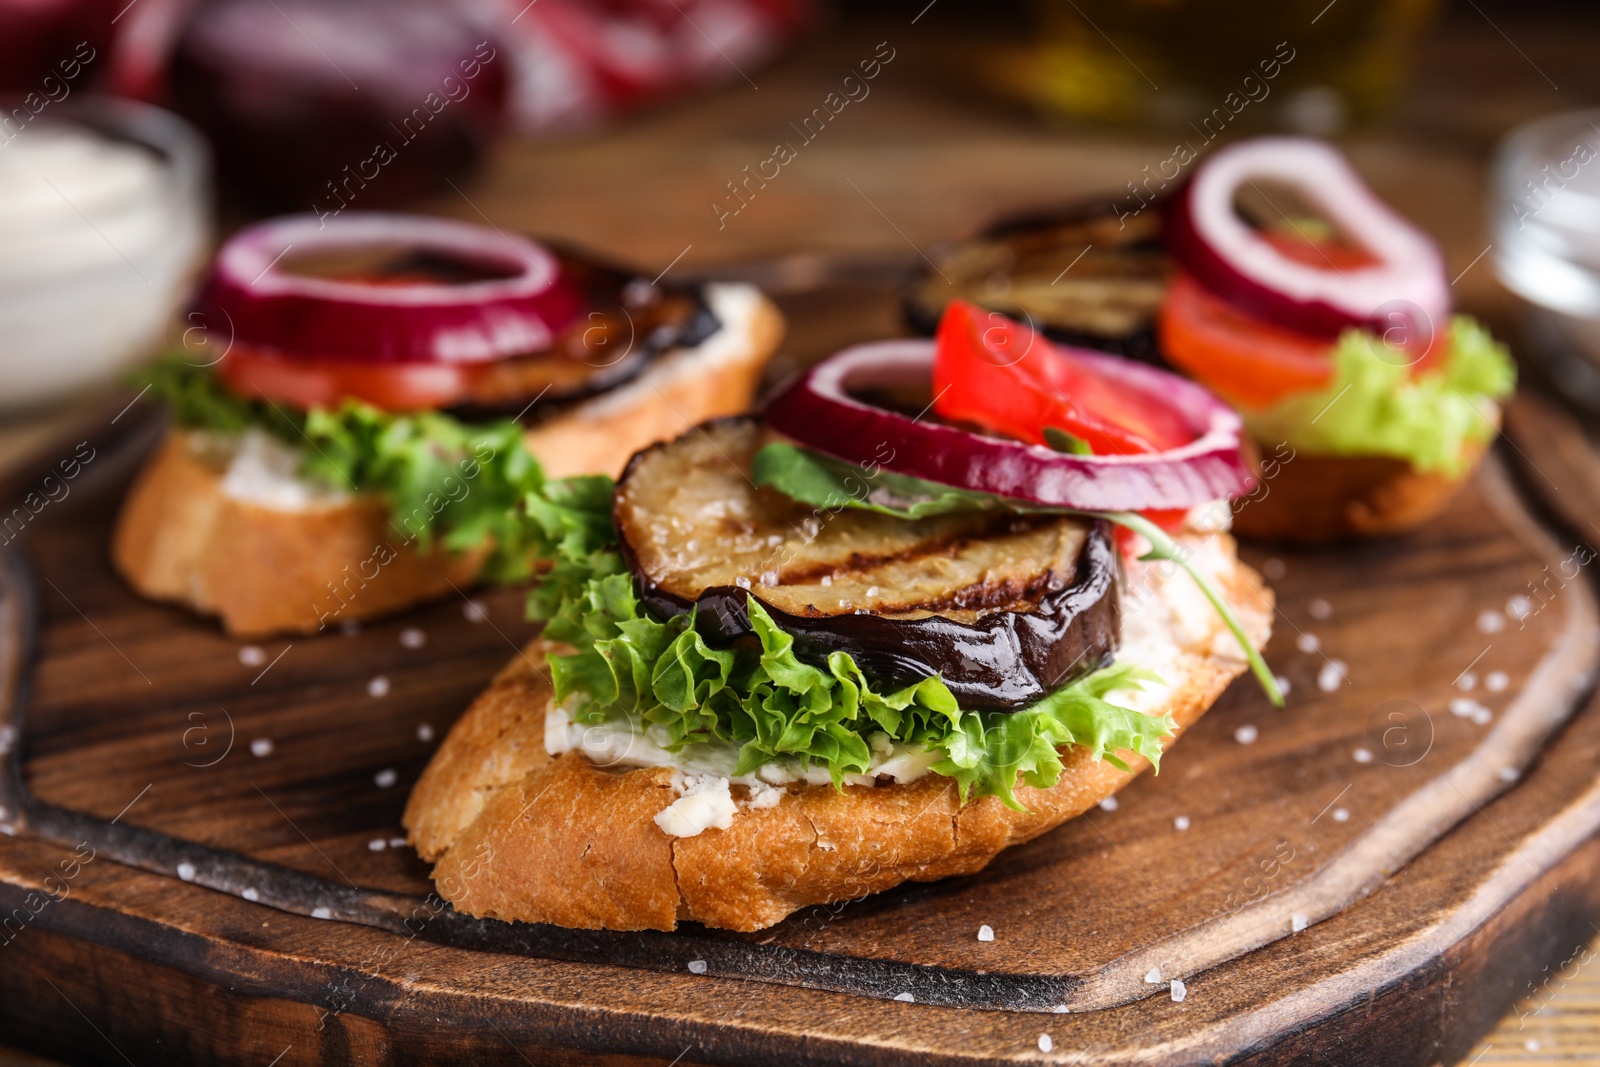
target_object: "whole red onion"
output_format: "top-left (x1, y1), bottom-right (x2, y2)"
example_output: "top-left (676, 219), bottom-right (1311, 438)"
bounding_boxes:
top-left (168, 0), bottom-right (508, 212)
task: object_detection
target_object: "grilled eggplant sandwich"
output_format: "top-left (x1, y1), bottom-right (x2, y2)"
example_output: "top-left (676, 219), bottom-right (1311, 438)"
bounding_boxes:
top-left (404, 301), bottom-right (1279, 932)
top-left (909, 137), bottom-right (1515, 544)
top-left (115, 213), bottom-right (782, 636)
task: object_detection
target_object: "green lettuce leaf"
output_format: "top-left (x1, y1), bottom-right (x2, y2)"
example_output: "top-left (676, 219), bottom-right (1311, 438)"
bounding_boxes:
top-left (1241, 315), bottom-right (1515, 475)
top-left (542, 566), bottom-right (1171, 809)
top-left (137, 354), bottom-right (609, 581)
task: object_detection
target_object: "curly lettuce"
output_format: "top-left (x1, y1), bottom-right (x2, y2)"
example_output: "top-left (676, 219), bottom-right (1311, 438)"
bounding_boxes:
top-left (536, 563), bottom-right (1168, 810)
top-left (138, 356), bottom-right (605, 581)
top-left (1241, 316), bottom-right (1515, 475)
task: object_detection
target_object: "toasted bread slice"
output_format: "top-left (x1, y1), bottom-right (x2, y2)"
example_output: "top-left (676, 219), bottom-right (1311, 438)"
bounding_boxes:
top-left (403, 534), bottom-right (1272, 932)
top-left (1232, 433), bottom-right (1491, 544)
top-left (112, 284), bottom-right (785, 637)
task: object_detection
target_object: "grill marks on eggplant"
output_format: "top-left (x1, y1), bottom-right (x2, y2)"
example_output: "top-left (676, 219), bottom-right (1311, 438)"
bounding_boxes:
top-left (614, 419), bottom-right (1121, 710)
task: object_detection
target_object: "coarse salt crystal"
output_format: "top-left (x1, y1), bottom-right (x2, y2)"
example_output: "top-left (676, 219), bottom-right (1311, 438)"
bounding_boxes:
top-left (1170, 979), bottom-right (1187, 1002)
top-left (417, 722), bottom-right (435, 742)
top-left (389, 836), bottom-right (405, 848)
top-left (1508, 596), bottom-right (1532, 619)
top-left (1353, 747), bottom-right (1373, 764)
top-left (1296, 633), bottom-right (1320, 653)
top-left (893, 991), bottom-right (915, 1002)
top-left (250, 738), bottom-right (274, 758)
top-left (1317, 660), bottom-right (1348, 692)
top-left (1174, 816), bottom-right (1191, 831)
top-left (687, 959), bottom-right (707, 975)
top-left (1486, 671), bottom-right (1509, 692)
top-left (238, 646), bottom-right (266, 667)
top-left (176, 862), bottom-right (196, 882)
top-left (1291, 914), bottom-right (1309, 932)
top-left (312, 907), bottom-right (332, 920)
top-left (1263, 558), bottom-right (1286, 580)
top-left (367, 675), bottom-right (390, 698)
top-left (399, 627), bottom-right (426, 649)
top-left (1234, 725), bottom-right (1259, 745)
top-left (374, 768), bottom-right (398, 788)
top-left (1275, 675), bottom-right (1292, 697)
top-left (977, 924), bottom-right (994, 942)
top-left (1333, 808), bottom-right (1350, 823)
top-left (1498, 767), bottom-right (1521, 783)
top-left (1099, 796), bottom-right (1119, 812)
top-left (1308, 598), bottom-right (1332, 620)
top-left (368, 838), bottom-right (386, 851)
top-left (1477, 610), bottom-right (1505, 634)
top-left (1145, 967), bottom-right (1163, 984)
top-left (1038, 1034), bottom-right (1053, 1053)
top-left (242, 888), bottom-right (259, 902)
top-left (1456, 672), bottom-right (1477, 692)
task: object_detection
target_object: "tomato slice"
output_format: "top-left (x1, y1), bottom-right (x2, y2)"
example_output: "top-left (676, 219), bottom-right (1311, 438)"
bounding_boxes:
top-left (217, 345), bottom-right (479, 412)
top-left (1158, 273), bottom-right (1337, 410)
top-left (933, 300), bottom-right (1194, 457)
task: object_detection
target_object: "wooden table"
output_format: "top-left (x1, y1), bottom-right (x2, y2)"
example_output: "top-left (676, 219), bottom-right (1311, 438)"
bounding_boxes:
top-left (4, 8), bottom-right (1600, 1064)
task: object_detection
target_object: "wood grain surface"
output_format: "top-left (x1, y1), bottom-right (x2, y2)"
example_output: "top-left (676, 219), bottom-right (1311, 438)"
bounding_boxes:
top-left (3, 8), bottom-right (1600, 1064)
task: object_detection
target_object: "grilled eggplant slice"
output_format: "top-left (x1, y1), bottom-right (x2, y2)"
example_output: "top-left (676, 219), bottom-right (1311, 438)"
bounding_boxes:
top-left (905, 198), bottom-right (1170, 361)
top-left (614, 418), bottom-right (1119, 710)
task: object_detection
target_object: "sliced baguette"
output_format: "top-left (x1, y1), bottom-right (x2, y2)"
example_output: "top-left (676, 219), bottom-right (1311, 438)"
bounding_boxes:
top-left (112, 284), bottom-right (784, 637)
top-left (403, 537), bottom-right (1272, 932)
top-left (1232, 434), bottom-right (1490, 544)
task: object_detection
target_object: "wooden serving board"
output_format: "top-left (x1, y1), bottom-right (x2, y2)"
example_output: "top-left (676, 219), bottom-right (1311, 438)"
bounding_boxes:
top-left (2, 287), bottom-right (1600, 1066)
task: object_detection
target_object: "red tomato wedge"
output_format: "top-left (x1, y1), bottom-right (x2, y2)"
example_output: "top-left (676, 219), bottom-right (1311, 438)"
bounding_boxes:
top-left (933, 300), bottom-right (1195, 457)
top-left (1158, 273), bottom-right (1336, 410)
top-left (218, 346), bottom-right (478, 412)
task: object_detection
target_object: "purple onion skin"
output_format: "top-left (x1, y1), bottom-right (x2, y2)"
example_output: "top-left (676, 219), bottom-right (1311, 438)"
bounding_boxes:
top-left (168, 0), bottom-right (508, 212)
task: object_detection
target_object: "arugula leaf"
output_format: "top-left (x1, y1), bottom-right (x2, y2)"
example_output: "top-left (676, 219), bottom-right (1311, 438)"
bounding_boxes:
top-left (1043, 426), bottom-right (1094, 455)
top-left (751, 442), bottom-right (1019, 519)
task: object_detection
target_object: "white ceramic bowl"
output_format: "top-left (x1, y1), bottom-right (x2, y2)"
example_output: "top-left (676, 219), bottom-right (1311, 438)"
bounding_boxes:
top-left (0, 96), bottom-right (211, 410)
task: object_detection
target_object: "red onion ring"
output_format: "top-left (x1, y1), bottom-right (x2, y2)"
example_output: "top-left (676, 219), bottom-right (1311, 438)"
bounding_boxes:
top-left (1166, 137), bottom-right (1449, 341)
top-left (764, 340), bottom-right (1254, 512)
top-left (197, 213), bottom-right (585, 364)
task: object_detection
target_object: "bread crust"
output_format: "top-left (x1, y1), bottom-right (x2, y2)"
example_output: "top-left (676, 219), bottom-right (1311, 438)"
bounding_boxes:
top-left (404, 541), bottom-right (1273, 932)
top-left (111, 289), bottom-right (785, 637)
top-left (1232, 435), bottom-right (1490, 545)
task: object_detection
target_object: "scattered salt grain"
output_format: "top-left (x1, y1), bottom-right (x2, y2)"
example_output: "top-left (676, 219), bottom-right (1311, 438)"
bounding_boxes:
top-left (687, 959), bottom-right (707, 975)
top-left (416, 722), bottom-right (435, 743)
top-left (0, 726), bottom-right (13, 755)
top-left (1263, 557), bottom-right (1286, 580)
top-left (1174, 815), bottom-right (1191, 831)
top-left (977, 924), bottom-right (994, 942)
top-left (1317, 660), bottom-right (1348, 693)
top-left (1234, 725), bottom-right (1259, 745)
top-left (399, 627), bottom-right (427, 650)
top-left (367, 675), bottom-right (390, 698)
top-left (734, 576), bottom-right (751, 590)
top-left (368, 838), bottom-right (386, 852)
top-left (1038, 1034), bottom-right (1053, 1053)
top-left (1450, 697), bottom-right (1492, 724)
top-left (1353, 747), bottom-right (1374, 764)
top-left (312, 907), bottom-right (332, 920)
top-left (1526, 1039), bottom-right (1542, 1051)
top-left (238, 646), bottom-right (266, 667)
top-left (340, 618), bottom-right (361, 636)
top-left (1170, 979), bottom-right (1187, 1002)
top-left (1508, 595), bottom-right (1532, 620)
top-left (1098, 796), bottom-right (1119, 812)
top-left (893, 991), bottom-right (915, 1002)
top-left (1144, 968), bottom-right (1162, 984)
top-left (1477, 610), bottom-right (1505, 634)
top-left (176, 862), bottom-right (196, 882)
top-left (1332, 808), bottom-right (1350, 823)
top-left (1456, 672), bottom-right (1477, 692)
top-left (1051, 1005), bottom-right (1068, 1013)
top-left (374, 768), bottom-right (398, 789)
top-left (462, 599), bottom-right (488, 623)
top-left (1295, 632), bottom-right (1320, 653)
top-left (250, 738), bottom-right (274, 758)
top-left (1291, 914), bottom-right (1309, 933)
top-left (1486, 671), bottom-right (1509, 693)
top-left (1308, 598), bottom-right (1332, 620)
top-left (242, 888), bottom-right (259, 902)
top-left (389, 836), bottom-right (405, 848)
top-left (1498, 767), bottom-right (1521, 783)
top-left (1275, 675), bottom-right (1292, 697)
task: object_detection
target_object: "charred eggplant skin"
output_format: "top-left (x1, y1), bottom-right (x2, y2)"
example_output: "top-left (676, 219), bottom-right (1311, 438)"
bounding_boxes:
top-left (614, 417), bottom-right (1122, 711)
